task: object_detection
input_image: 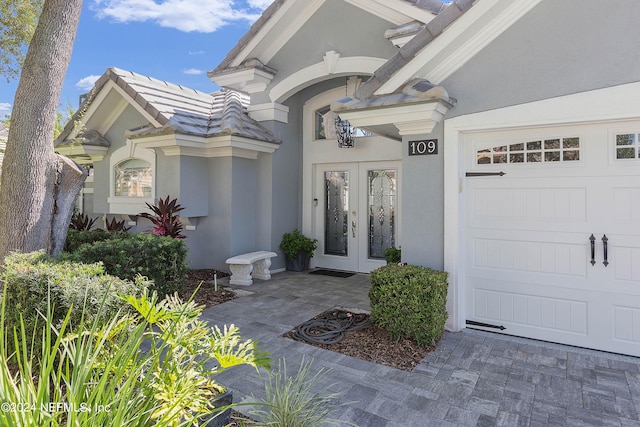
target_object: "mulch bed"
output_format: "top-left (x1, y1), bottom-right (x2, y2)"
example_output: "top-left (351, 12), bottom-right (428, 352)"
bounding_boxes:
top-left (283, 308), bottom-right (433, 371)
top-left (183, 272), bottom-right (434, 372)
top-left (179, 269), bottom-right (236, 307)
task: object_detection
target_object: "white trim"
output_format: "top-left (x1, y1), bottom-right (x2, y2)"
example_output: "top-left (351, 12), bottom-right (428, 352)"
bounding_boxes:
top-left (229, 0), bottom-right (326, 68)
top-left (134, 134), bottom-right (280, 159)
top-left (247, 102), bottom-right (290, 123)
top-left (210, 67), bottom-right (275, 94)
top-left (270, 56), bottom-right (386, 102)
top-left (73, 81), bottom-right (162, 141)
top-left (226, 0), bottom-right (431, 71)
top-left (443, 81), bottom-right (640, 332)
top-left (378, 0), bottom-right (543, 93)
top-left (55, 144), bottom-right (109, 163)
top-left (337, 100), bottom-right (451, 135)
top-left (302, 86), bottom-right (402, 255)
top-left (108, 140), bottom-right (156, 215)
top-left (95, 97), bottom-right (129, 136)
top-left (345, 0), bottom-right (437, 25)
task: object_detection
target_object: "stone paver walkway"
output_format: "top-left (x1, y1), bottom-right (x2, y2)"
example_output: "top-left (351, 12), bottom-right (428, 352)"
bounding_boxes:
top-left (203, 271), bottom-right (640, 426)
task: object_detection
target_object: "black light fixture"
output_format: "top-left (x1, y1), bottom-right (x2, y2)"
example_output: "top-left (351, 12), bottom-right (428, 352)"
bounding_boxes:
top-left (335, 115), bottom-right (355, 148)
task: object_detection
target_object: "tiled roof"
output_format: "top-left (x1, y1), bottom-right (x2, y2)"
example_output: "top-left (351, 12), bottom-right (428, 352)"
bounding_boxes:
top-left (332, 78), bottom-right (453, 113)
top-left (355, 0), bottom-right (474, 101)
top-left (56, 67), bottom-right (279, 145)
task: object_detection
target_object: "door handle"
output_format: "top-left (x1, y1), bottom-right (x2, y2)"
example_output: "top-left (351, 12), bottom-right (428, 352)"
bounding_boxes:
top-left (589, 234), bottom-right (596, 266)
top-left (351, 221), bottom-right (356, 238)
top-left (602, 234), bottom-right (609, 267)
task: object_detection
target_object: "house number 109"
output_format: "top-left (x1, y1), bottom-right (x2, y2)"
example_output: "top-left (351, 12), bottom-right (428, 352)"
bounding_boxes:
top-left (409, 139), bottom-right (438, 156)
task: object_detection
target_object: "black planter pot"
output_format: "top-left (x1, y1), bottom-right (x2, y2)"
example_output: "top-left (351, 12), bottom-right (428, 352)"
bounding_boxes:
top-left (286, 251), bottom-right (311, 271)
top-left (205, 389), bottom-right (233, 427)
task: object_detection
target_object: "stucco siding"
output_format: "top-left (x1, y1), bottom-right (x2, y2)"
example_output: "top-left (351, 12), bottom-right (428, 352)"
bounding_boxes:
top-left (401, 124), bottom-right (445, 270)
top-left (443, 0), bottom-right (640, 118)
top-left (257, 2), bottom-right (398, 105)
top-left (268, 96), bottom-right (304, 270)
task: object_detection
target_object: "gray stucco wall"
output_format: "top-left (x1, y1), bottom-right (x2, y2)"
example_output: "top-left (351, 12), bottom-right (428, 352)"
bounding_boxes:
top-left (90, 104), bottom-right (146, 214)
top-left (252, 2), bottom-right (398, 105)
top-left (182, 156), bottom-right (232, 269)
top-left (401, 126), bottom-right (445, 270)
top-left (443, 0), bottom-right (640, 118)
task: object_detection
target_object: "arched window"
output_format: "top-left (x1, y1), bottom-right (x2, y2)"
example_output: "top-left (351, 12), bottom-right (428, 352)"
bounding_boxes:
top-left (114, 158), bottom-right (152, 197)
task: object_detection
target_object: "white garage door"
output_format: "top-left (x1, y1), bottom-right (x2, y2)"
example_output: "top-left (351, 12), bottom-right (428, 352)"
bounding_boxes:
top-left (464, 121), bottom-right (640, 356)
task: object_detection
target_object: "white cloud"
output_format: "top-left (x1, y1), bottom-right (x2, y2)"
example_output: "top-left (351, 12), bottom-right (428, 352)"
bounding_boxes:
top-left (183, 68), bottom-right (203, 75)
top-left (92, 0), bottom-right (268, 33)
top-left (188, 50), bottom-right (205, 56)
top-left (247, 0), bottom-right (272, 8)
top-left (0, 103), bottom-right (11, 115)
top-left (76, 75), bottom-right (101, 91)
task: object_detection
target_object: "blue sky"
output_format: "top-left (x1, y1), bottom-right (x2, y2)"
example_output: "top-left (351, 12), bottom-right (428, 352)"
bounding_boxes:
top-left (0, 0), bottom-right (272, 118)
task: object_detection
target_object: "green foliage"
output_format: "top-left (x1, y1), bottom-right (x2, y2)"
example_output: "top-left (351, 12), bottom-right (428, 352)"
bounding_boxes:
top-left (369, 264), bottom-right (448, 347)
top-left (139, 195), bottom-right (186, 239)
top-left (64, 229), bottom-right (118, 253)
top-left (248, 357), bottom-right (343, 427)
top-left (69, 233), bottom-right (188, 296)
top-left (1, 251), bottom-right (147, 355)
top-left (0, 283), bottom-right (270, 426)
top-left (382, 246), bottom-right (402, 264)
top-left (104, 216), bottom-right (131, 233)
top-left (279, 229), bottom-right (318, 260)
top-left (0, 0), bottom-right (43, 81)
top-left (69, 211), bottom-right (98, 231)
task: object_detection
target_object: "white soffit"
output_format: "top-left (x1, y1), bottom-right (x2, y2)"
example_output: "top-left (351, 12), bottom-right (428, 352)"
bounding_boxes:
top-left (344, 0), bottom-right (438, 25)
top-left (229, 0), bottom-right (326, 68)
top-left (72, 80), bottom-right (162, 139)
top-left (338, 101), bottom-right (451, 135)
top-left (377, 0), bottom-right (544, 94)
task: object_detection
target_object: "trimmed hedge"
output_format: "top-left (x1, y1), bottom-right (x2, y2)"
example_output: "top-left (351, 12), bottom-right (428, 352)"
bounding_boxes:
top-left (67, 233), bottom-right (188, 296)
top-left (64, 229), bottom-right (121, 253)
top-left (369, 264), bottom-right (448, 347)
top-left (1, 251), bottom-right (148, 353)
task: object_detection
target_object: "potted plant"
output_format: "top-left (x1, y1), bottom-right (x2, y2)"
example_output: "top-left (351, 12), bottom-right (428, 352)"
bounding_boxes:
top-left (383, 246), bottom-right (402, 264)
top-left (280, 229), bottom-right (318, 271)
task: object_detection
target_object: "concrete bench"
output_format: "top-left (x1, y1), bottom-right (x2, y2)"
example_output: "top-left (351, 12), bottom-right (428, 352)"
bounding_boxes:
top-left (225, 251), bottom-right (277, 286)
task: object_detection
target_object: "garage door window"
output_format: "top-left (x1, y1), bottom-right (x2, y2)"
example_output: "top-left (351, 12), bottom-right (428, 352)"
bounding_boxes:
top-left (477, 137), bottom-right (580, 165)
top-left (615, 133), bottom-right (639, 159)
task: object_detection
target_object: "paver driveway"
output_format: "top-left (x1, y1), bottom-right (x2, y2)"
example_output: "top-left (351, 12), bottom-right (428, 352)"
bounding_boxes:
top-left (204, 271), bottom-right (640, 426)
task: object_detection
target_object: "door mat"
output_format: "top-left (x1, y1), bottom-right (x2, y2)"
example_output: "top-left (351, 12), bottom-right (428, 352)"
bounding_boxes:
top-left (308, 269), bottom-right (356, 278)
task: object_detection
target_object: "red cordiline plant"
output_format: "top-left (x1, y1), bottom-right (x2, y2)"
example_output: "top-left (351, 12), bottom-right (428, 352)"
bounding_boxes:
top-left (139, 196), bottom-right (186, 239)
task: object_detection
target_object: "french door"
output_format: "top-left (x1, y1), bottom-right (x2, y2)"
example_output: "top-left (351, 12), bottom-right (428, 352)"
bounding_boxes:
top-left (313, 162), bottom-right (400, 273)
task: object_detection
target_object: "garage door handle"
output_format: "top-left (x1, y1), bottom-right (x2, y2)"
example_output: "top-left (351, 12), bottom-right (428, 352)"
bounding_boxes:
top-left (589, 234), bottom-right (596, 266)
top-left (602, 234), bottom-right (609, 267)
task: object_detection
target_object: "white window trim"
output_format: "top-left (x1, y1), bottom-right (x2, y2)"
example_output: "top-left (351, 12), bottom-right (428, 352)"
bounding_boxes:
top-left (108, 140), bottom-right (156, 215)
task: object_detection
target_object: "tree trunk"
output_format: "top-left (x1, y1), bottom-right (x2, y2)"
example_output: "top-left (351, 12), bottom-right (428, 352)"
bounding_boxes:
top-left (0, 0), bottom-right (84, 262)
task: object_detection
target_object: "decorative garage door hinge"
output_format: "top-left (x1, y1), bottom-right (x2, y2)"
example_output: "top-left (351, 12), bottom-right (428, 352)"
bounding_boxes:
top-left (465, 171), bottom-right (506, 177)
top-left (466, 320), bottom-right (506, 330)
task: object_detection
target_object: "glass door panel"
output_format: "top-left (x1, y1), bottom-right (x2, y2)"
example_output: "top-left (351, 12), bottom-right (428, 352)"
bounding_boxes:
top-left (368, 169), bottom-right (396, 259)
top-left (314, 162), bottom-right (400, 273)
top-left (324, 171), bottom-right (349, 256)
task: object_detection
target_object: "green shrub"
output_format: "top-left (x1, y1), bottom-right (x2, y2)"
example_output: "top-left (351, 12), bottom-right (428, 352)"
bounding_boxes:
top-left (1, 251), bottom-right (148, 354)
top-left (69, 233), bottom-right (188, 296)
top-left (65, 229), bottom-right (120, 253)
top-left (369, 264), bottom-right (448, 347)
top-left (248, 357), bottom-right (344, 427)
top-left (0, 286), bottom-right (270, 426)
top-left (382, 246), bottom-right (402, 264)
